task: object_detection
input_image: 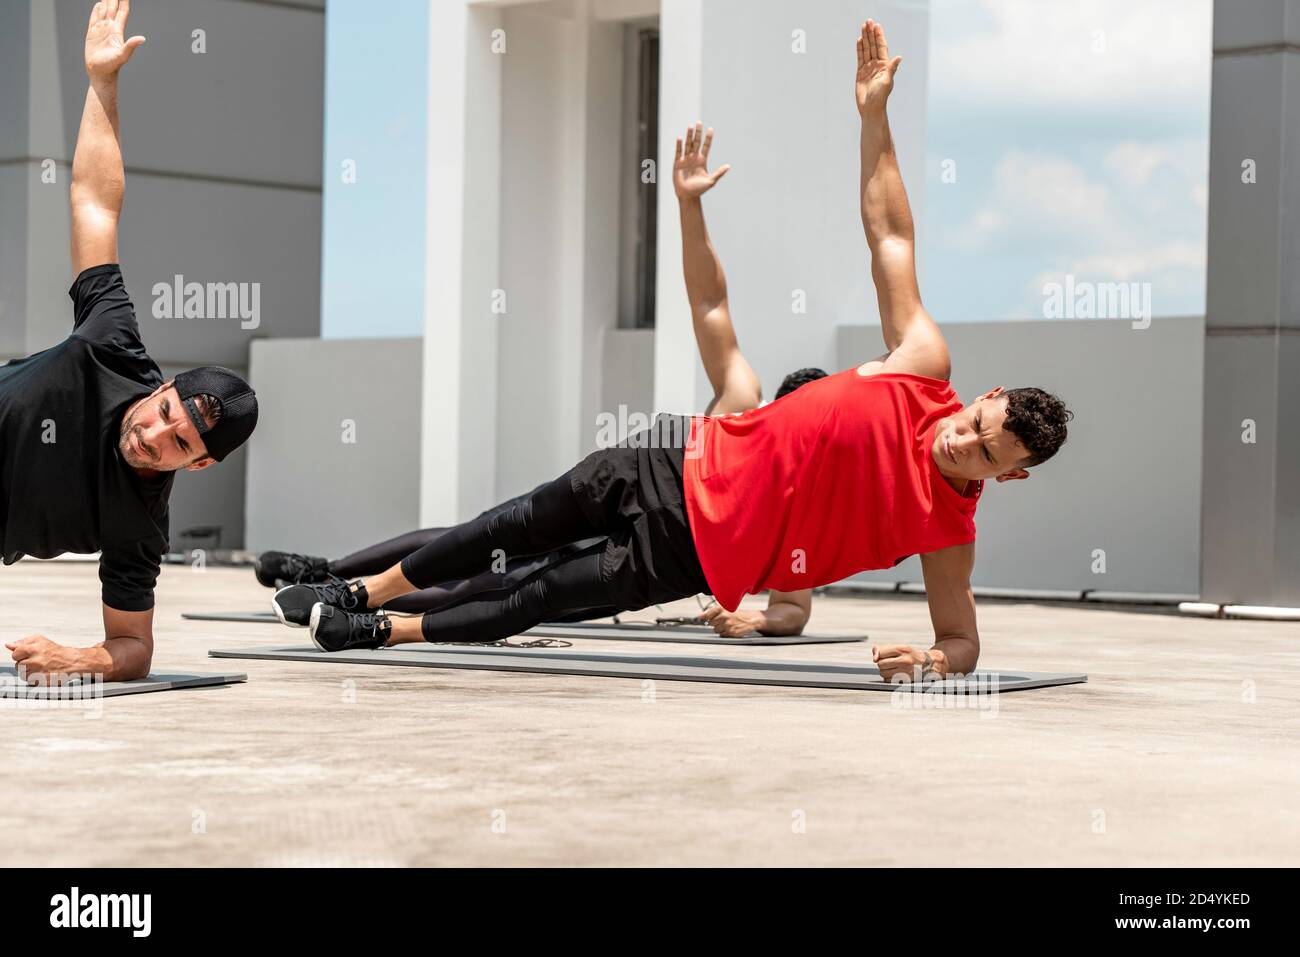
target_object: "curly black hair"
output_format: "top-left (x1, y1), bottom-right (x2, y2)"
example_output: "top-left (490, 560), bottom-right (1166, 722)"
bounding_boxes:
top-left (775, 367), bottom-right (828, 400)
top-left (192, 393), bottom-right (224, 428)
top-left (1001, 388), bottom-right (1072, 467)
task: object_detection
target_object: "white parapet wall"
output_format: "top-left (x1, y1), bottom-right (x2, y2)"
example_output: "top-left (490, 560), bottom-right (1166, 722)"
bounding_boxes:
top-left (245, 338), bottom-right (423, 560)
top-left (838, 316), bottom-right (1206, 596)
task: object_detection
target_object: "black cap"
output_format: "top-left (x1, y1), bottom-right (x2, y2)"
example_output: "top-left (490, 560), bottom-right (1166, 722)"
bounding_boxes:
top-left (172, 366), bottom-right (258, 462)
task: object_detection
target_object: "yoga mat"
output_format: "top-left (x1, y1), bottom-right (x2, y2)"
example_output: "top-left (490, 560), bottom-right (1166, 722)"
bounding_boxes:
top-left (182, 612), bottom-right (865, 646)
top-left (0, 669), bottom-right (246, 699)
top-left (178, 608), bottom-right (863, 647)
top-left (527, 622), bottom-right (865, 646)
top-left (208, 644), bottom-right (1086, 693)
top-left (183, 611), bottom-right (278, 623)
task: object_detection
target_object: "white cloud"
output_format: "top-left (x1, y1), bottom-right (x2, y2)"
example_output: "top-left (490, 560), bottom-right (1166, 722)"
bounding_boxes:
top-left (949, 145), bottom-right (1207, 316)
top-left (951, 150), bottom-right (1120, 249)
top-left (930, 0), bottom-right (1212, 113)
top-left (1103, 141), bottom-right (1174, 190)
top-left (1061, 240), bottom-right (1205, 281)
top-left (924, 1), bottom-right (1211, 321)
top-left (1191, 182), bottom-right (1209, 211)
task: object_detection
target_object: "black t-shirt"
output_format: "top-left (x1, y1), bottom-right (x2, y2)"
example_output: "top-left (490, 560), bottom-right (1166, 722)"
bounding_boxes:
top-left (0, 264), bottom-right (173, 611)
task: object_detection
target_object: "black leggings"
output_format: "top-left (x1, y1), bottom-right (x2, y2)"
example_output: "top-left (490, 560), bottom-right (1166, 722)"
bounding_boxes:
top-left (329, 512), bottom-right (616, 621)
top-left (331, 529), bottom-right (453, 613)
top-left (396, 473), bottom-right (620, 643)
top-left (331, 528), bottom-right (442, 579)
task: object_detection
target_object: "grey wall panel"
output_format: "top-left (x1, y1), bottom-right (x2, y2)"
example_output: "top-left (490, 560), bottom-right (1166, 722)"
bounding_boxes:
top-left (1199, 333), bottom-right (1282, 602)
top-left (1, 0), bottom-right (33, 355)
top-left (45, 0), bottom-right (324, 188)
top-left (21, 154), bottom-right (78, 354)
top-left (1275, 332), bottom-right (1300, 603)
top-left (1205, 53), bottom-right (1284, 332)
top-left (0, 166), bottom-right (28, 354)
top-left (0, 1), bottom-right (30, 161)
top-left (601, 328), bottom-right (655, 428)
top-left (1212, 0), bottom-right (1300, 49)
top-left (838, 317), bottom-right (1205, 595)
top-left (245, 337), bottom-right (422, 559)
top-left (21, 171), bottom-right (322, 363)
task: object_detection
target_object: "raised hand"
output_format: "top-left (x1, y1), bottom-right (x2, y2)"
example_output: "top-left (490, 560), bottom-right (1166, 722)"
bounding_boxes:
top-left (673, 122), bottom-right (731, 200)
top-left (855, 19), bottom-right (901, 116)
top-left (85, 0), bottom-right (146, 80)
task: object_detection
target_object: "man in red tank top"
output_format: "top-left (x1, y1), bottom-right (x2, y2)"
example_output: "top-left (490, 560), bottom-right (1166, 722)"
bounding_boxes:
top-left (681, 19), bottom-right (1072, 681)
top-left (292, 20), bottom-right (1071, 669)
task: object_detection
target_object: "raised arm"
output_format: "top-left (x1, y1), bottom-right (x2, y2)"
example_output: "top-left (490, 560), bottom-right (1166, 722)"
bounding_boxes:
top-left (71, 0), bottom-right (146, 276)
top-left (855, 20), bottom-right (949, 380)
top-left (673, 123), bottom-right (761, 415)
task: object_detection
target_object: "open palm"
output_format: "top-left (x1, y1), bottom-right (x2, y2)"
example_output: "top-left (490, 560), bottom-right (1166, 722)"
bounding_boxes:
top-left (673, 123), bottom-right (731, 199)
top-left (85, 0), bottom-right (145, 79)
top-left (855, 19), bottom-right (901, 115)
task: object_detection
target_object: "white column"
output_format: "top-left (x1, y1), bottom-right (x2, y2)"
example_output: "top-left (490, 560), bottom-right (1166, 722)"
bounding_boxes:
top-left (420, 0), bottom-right (503, 525)
top-left (652, 0), bottom-right (706, 416)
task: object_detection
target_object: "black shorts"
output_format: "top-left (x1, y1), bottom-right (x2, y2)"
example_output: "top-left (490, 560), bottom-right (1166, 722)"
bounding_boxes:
top-left (567, 414), bottom-right (710, 610)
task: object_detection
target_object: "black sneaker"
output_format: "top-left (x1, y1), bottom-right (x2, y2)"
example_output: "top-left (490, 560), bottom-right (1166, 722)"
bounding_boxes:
top-left (272, 578), bottom-right (369, 627)
top-left (254, 551), bottom-right (331, 588)
top-left (309, 604), bottom-right (391, 652)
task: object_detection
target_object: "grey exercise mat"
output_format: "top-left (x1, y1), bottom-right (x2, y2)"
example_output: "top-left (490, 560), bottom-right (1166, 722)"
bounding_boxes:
top-left (182, 612), bottom-right (864, 646)
top-left (208, 644), bottom-right (1085, 693)
top-left (183, 611), bottom-right (279, 623)
top-left (526, 622), bottom-right (865, 646)
top-left (0, 669), bottom-right (246, 699)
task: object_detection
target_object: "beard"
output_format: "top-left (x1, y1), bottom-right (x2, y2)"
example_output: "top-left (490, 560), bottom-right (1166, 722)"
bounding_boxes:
top-left (118, 405), bottom-right (157, 470)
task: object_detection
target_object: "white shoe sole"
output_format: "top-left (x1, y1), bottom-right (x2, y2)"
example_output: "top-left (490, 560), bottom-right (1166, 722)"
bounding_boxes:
top-left (271, 586), bottom-right (306, 628)
top-left (308, 602), bottom-right (327, 652)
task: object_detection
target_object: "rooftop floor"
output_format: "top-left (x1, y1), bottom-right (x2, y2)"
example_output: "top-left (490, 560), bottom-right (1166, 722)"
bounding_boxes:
top-left (2, 562), bottom-right (1296, 866)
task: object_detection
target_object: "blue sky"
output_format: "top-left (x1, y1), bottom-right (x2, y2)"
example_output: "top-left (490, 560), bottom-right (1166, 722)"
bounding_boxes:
top-left (320, 0), bottom-right (428, 339)
top-left (923, 0), bottom-right (1212, 322)
top-left (320, 0), bottom-right (1212, 337)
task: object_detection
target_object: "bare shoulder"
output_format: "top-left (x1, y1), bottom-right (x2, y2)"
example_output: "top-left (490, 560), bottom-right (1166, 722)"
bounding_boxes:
top-left (873, 309), bottom-right (952, 381)
top-left (855, 354), bottom-right (889, 377)
top-left (855, 339), bottom-right (950, 381)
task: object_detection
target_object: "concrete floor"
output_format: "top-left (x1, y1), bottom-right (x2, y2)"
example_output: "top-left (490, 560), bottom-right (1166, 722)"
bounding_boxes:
top-left (2, 562), bottom-right (1297, 867)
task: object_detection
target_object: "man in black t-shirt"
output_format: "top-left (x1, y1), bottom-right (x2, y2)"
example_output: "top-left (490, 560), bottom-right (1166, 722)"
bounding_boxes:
top-left (1, 1), bottom-right (258, 685)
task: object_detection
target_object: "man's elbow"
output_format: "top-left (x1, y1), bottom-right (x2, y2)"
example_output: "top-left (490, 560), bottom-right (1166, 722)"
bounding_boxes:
top-left (757, 602), bottom-right (810, 637)
top-left (70, 183), bottom-right (123, 222)
top-left (102, 636), bottom-right (154, 682)
top-left (866, 233), bottom-right (916, 263)
top-left (954, 642), bottom-right (980, 676)
top-left (113, 662), bottom-right (151, 682)
top-left (111, 649), bottom-right (153, 682)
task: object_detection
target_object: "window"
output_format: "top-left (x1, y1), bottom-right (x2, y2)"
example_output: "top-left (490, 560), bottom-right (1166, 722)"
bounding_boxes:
top-left (618, 26), bottom-right (660, 329)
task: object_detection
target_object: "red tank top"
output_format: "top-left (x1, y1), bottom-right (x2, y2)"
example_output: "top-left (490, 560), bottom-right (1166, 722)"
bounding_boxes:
top-left (682, 370), bottom-right (981, 611)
